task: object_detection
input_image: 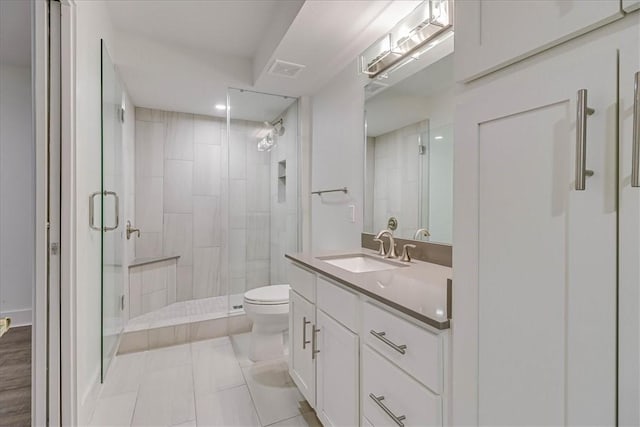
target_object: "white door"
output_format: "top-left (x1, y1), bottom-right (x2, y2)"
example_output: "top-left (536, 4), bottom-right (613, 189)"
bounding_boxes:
top-left (289, 290), bottom-right (316, 407)
top-left (454, 41), bottom-right (618, 425)
top-left (623, 0), bottom-right (640, 13)
top-left (316, 310), bottom-right (359, 427)
top-left (454, 0), bottom-right (622, 82)
top-left (618, 20), bottom-right (640, 427)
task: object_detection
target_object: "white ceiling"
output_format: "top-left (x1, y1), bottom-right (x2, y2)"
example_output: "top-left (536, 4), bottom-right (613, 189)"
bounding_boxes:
top-left (0, 0), bottom-right (31, 67)
top-left (104, 0), bottom-right (422, 119)
top-left (106, 0), bottom-right (301, 60)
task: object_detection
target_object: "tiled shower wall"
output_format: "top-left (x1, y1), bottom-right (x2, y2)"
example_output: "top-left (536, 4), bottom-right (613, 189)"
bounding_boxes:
top-left (269, 104), bottom-right (299, 285)
top-left (134, 107), bottom-right (278, 303)
top-left (134, 107), bottom-right (228, 301)
top-left (228, 120), bottom-right (272, 296)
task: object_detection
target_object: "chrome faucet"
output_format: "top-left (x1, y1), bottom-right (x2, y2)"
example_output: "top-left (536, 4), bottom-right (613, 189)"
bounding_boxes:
top-left (414, 228), bottom-right (431, 240)
top-left (375, 229), bottom-right (398, 258)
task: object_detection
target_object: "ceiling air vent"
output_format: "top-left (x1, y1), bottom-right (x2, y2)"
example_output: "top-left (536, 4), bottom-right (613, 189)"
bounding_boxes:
top-left (268, 59), bottom-right (306, 79)
top-left (364, 80), bottom-right (389, 97)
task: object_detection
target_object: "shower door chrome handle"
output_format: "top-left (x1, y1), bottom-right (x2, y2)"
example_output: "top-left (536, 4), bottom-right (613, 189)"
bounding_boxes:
top-left (575, 89), bottom-right (595, 191)
top-left (103, 191), bottom-right (120, 231)
top-left (632, 72), bottom-right (640, 187)
top-left (302, 317), bottom-right (311, 349)
top-left (89, 191), bottom-right (101, 230)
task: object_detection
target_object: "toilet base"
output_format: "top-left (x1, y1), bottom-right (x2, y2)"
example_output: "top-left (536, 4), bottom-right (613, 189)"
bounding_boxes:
top-left (249, 325), bottom-right (286, 362)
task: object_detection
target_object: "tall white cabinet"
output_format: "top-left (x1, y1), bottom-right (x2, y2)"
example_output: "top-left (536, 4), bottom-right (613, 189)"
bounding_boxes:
top-left (454, 8), bottom-right (640, 427)
top-left (454, 0), bottom-right (622, 82)
top-left (618, 24), bottom-right (640, 427)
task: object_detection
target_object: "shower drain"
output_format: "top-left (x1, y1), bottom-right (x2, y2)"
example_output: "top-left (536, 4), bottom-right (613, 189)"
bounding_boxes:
top-left (232, 304), bottom-right (243, 310)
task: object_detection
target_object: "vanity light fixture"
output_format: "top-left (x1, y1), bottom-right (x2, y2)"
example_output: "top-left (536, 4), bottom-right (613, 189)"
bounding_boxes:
top-left (360, 0), bottom-right (452, 79)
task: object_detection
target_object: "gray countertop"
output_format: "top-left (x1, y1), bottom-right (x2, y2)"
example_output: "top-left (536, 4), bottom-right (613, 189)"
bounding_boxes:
top-left (285, 248), bottom-right (452, 330)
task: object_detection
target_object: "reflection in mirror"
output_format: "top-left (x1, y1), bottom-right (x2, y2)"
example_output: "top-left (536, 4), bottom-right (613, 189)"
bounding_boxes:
top-left (364, 53), bottom-right (453, 244)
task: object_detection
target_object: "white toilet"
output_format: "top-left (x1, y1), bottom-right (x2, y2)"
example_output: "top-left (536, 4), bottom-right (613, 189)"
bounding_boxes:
top-left (243, 284), bottom-right (290, 361)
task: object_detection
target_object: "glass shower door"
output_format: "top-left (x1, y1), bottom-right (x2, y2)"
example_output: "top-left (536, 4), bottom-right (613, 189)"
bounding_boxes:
top-left (100, 40), bottom-right (124, 380)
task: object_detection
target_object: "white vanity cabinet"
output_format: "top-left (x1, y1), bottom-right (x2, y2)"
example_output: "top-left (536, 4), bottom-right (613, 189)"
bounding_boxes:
top-left (315, 310), bottom-right (359, 427)
top-left (288, 261), bottom-right (450, 427)
top-left (455, 15), bottom-right (639, 427)
top-left (454, 0), bottom-right (623, 82)
top-left (289, 288), bottom-right (316, 406)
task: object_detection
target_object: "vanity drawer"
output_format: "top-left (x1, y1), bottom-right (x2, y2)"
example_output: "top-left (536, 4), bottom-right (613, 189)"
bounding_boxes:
top-left (288, 262), bottom-right (316, 303)
top-left (317, 276), bottom-right (358, 332)
top-left (363, 346), bottom-right (442, 427)
top-left (363, 302), bottom-right (443, 393)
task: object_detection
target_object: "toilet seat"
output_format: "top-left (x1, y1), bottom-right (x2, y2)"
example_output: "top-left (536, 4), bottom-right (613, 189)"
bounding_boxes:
top-left (244, 284), bottom-right (290, 305)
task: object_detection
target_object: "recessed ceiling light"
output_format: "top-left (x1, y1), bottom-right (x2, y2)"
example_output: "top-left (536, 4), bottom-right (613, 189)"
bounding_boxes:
top-left (215, 104), bottom-right (227, 111)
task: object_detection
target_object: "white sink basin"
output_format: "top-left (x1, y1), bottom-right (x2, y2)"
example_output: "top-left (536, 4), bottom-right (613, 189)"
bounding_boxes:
top-left (318, 254), bottom-right (404, 273)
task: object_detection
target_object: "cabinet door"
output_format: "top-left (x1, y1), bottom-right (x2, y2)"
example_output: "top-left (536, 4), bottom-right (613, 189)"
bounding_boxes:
top-left (623, 0), bottom-right (640, 13)
top-left (618, 21), bottom-right (640, 427)
top-left (455, 0), bottom-right (622, 82)
top-left (454, 42), bottom-right (618, 425)
top-left (289, 290), bottom-right (316, 407)
top-left (316, 310), bottom-right (359, 427)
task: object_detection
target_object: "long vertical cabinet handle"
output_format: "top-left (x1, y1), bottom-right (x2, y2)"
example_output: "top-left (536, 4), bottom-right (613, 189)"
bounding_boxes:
top-left (103, 191), bottom-right (120, 231)
top-left (311, 325), bottom-right (320, 359)
top-left (632, 72), bottom-right (640, 187)
top-left (575, 89), bottom-right (595, 191)
top-left (302, 317), bottom-right (311, 349)
top-left (89, 191), bottom-right (102, 230)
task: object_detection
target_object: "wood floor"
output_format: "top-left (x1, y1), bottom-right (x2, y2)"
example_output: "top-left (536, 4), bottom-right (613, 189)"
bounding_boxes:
top-left (0, 326), bottom-right (31, 427)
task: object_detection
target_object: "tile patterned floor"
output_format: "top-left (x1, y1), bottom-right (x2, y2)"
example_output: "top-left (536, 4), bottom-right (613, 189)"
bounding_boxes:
top-left (89, 333), bottom-right (321, 427)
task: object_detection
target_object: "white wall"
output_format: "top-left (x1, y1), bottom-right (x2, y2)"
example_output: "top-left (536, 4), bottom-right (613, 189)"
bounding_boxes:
top-left (310, 60), bottom-right (367, 251)
top-left (0, 64), bottom-right (34, 326)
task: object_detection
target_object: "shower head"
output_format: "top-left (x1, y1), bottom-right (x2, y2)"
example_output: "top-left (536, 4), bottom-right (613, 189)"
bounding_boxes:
top-left (265, 118), bottom-right (285, 136)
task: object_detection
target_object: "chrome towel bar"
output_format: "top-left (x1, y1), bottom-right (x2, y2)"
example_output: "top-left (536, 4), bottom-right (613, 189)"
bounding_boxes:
top-left (311, 187), bottom-right (348, 196)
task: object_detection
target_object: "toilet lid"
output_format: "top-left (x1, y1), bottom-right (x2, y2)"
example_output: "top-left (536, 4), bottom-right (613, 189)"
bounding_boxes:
top-left (244, 284), bottom-right (290, 304)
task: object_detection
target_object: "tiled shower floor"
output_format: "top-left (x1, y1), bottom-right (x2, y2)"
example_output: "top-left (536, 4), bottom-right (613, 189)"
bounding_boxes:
top-left (125, 294), bottom-right (246, 333)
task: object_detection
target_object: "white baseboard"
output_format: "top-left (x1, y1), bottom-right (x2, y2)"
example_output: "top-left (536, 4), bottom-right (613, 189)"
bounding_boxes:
top-left (0, 308), bottom-right (32, 326)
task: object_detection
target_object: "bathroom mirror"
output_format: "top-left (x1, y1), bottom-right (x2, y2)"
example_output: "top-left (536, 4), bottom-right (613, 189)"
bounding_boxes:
top-left (364, 50), bottom-right (454, 245)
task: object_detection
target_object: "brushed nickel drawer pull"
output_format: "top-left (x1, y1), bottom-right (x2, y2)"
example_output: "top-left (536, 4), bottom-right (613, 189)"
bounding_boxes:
top-left (575, 89), bottom-right (595, 191)
top-left (369, 393), bottom-right (406, 427)
top-left (370, 330), bottom-right (407, 354)
top-left (632, 72), bottom-right (640, 187)
top-left (312, 325), bottom-right (320, 359)
top-left (302, 317), bottom-right (311, 349)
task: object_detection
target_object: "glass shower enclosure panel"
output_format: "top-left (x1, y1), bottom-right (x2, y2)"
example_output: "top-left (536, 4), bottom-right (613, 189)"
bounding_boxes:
top-left (226, 88), bottom-right (300, 313)
top-left (100, 40), bottom-right (124, 380)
